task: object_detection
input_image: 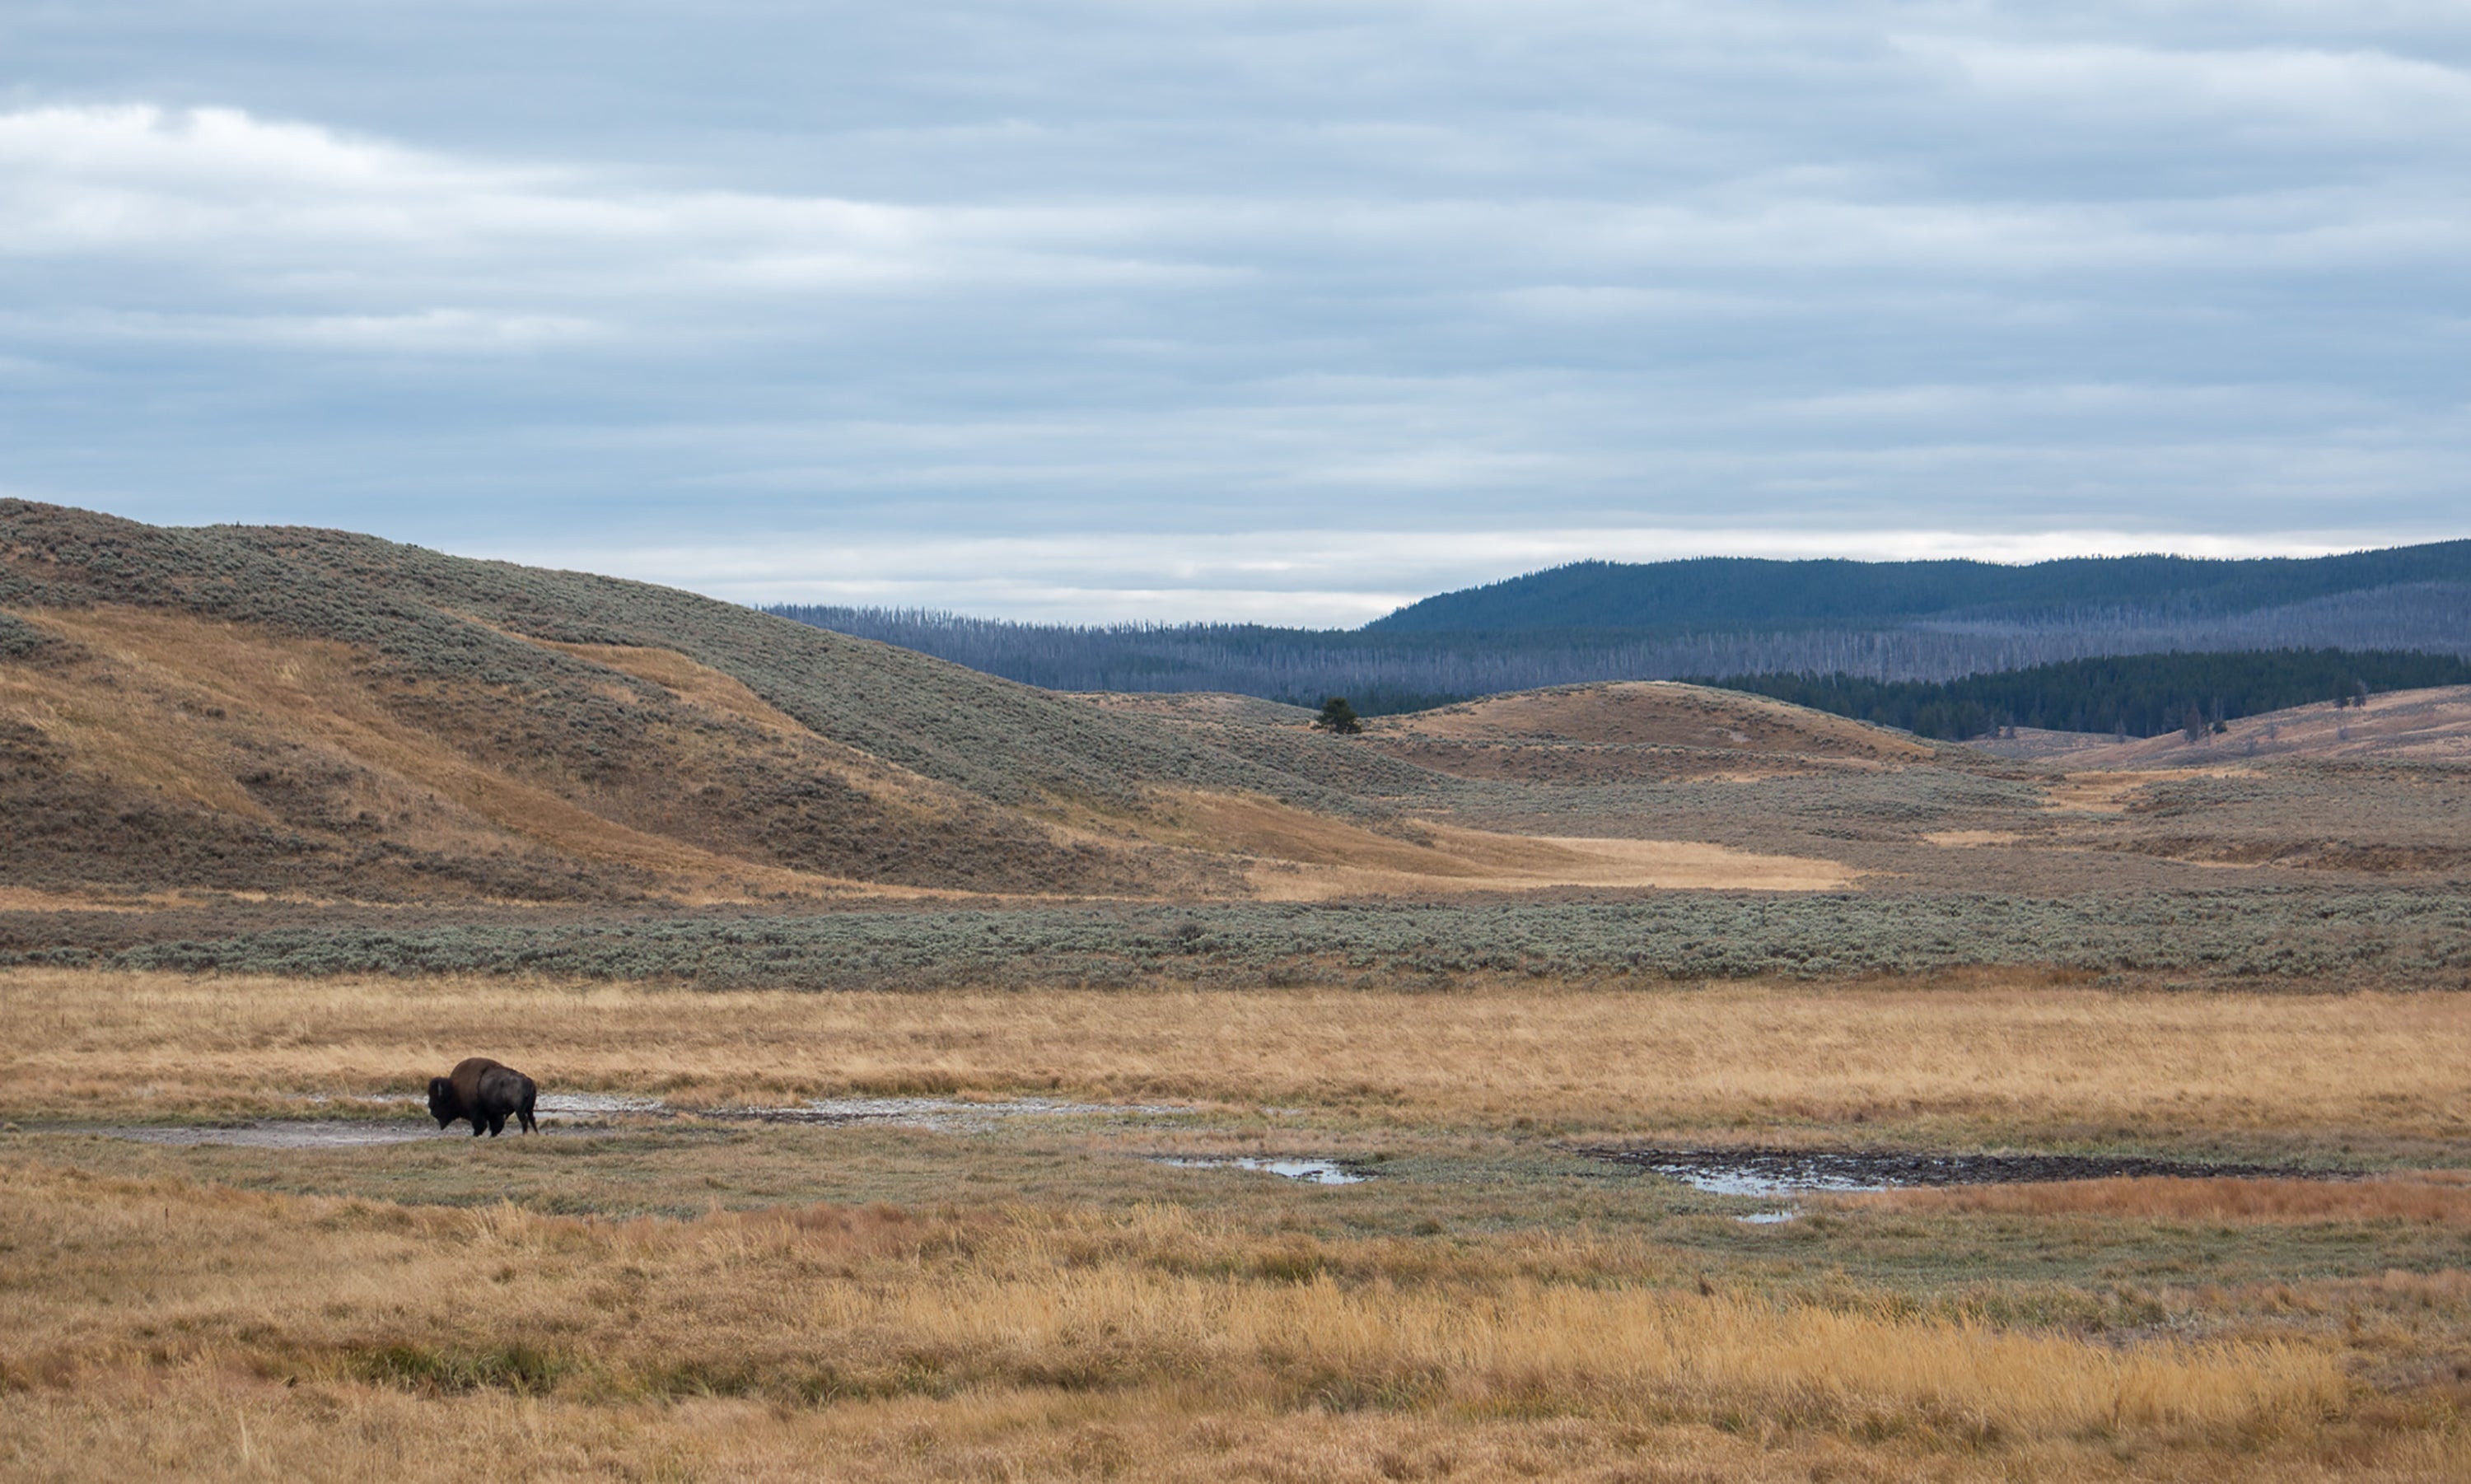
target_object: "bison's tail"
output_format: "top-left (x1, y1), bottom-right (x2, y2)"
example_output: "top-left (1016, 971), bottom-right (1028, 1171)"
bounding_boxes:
top-left (519, 1079), bottom-right (539, 1135)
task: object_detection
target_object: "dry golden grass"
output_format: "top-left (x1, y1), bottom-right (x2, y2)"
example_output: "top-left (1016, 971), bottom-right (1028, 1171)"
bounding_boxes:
top-left (4, 606), bottom-right (870, 900)
top-left (2040, 772), bottom-right (2170, 814)
top-left (10, 968), bottom-right (2471, 1479)
top-left (526, 637), bottom-right (819, 738)
top-left (0, 1160), bottom-right (2399, 1482)
top-left (0, 887), bottom-right (166, 912)
top-left (1071, 790), bottom-right (1857, 896)
top-left (24, 1379), bottom-right (2468, 1484)
top-left (1838, 1175), bottom-right (2471, 1225)
top-left (1222, 809), bottom-right (1857, 898)
top-left (7, 968), bottom-right (2469, 1141)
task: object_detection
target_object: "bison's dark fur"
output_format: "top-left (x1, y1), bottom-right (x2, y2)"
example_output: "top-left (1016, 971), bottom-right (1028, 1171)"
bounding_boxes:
top-left (427, 1056), bottom-right (538, 1137)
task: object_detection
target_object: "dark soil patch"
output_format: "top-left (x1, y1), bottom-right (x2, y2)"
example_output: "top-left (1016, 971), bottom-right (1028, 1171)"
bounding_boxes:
top-left (1572, 1145), bottom-right (2357, 1193)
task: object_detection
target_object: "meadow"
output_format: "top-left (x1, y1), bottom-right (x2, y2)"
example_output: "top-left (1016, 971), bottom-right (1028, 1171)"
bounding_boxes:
top-left (7, 968), bottom-right (2471, 1481)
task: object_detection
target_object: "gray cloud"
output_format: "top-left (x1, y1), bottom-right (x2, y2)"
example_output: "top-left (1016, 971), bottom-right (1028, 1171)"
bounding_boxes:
top-left (2, 2), bottom-right (2466, 618)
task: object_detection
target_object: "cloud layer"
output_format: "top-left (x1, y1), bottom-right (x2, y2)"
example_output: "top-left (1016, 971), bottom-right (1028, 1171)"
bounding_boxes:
top-left (3, 2), bottom-right (2467, 620)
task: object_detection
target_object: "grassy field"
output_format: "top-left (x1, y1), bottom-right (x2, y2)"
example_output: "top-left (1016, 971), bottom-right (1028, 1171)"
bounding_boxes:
top-left (5, 968), bottom-right (2471, 1149)
top-left (7, 968), bottom-right (2471, 1480)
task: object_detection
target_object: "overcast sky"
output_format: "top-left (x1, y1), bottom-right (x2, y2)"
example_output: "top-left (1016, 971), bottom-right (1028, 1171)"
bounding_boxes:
top-left (4, 2), bottom-right (2468, 623)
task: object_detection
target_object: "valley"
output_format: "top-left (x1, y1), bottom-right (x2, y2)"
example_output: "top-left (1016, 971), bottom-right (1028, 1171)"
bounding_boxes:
top-left (7, 501), bottom-right (2471, 1481)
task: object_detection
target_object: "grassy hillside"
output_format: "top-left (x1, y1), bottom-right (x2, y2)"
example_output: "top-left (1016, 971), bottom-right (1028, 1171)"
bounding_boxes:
top-left (12, 502), bottom-right (1927, 907)
top-left (0, 503), bottom-right (1385, 809)
top-left (1, 502), bottom-right (1468, 903)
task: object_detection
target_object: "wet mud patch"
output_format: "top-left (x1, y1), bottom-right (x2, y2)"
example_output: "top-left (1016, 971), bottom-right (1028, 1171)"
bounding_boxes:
top-left (1153, 1155), bottom-right (1370, 1185)
top-left (302, 1091), bottom-right (663, 1117)
top-left (705, 1095), bottom-right (1191, 1132)
top-left (1575, 1146), bottom-right (2351, 1196)
top-left (84, 1120), bottom-right (510, 1149)
top-left (538, 1092), bottom-right (665, 1116)
top-left (80, 1093), bottom-right (671, 1148)
top-left (72, 1094), bottom-right (1196, 1148)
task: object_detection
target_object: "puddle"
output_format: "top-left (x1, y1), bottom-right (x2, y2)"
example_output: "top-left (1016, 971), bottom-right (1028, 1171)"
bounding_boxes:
top-left (709, 1096), bottom-right (1186, 1131)
top-left (91, 1120), bottom-right (459, 1149)
top-left (86, 1099), bottom-right (661, 1148)
top-left (1735, 1210), bottom-right (1799, 1225)
top-left (1154, 1156), bottom-right (1369, 1185)
top-left (539, 1092), bottom-right (665, 1116)
top-left (1576, 1146), bottom-right (2338, 1193)
top-left (80, 1094), bottom-right (1183, 1148)
top-left (302, 1091), bottom-right (661, 1116)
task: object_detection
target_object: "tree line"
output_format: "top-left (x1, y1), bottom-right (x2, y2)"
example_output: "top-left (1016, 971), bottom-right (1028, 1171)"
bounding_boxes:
top-left (767, 586), bottom-right (2471, 716)
top-left (1370, 545), bottom-right (2471, 632)
top-left (1700, 650), bottom-right (2471, 740)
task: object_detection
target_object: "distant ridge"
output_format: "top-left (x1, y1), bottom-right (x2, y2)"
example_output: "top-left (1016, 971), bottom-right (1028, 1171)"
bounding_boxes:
top-left (774, 540), bottom-right (2471, 713)
top-left (1366, 544), bottom-right (2471, 632)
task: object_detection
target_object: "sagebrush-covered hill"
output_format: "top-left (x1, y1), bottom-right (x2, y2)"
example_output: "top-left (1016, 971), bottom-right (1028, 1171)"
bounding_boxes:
top-left (2, 501), bottom-right (1449, 903)
top-left (12, 502), bottom-right (1902, 905)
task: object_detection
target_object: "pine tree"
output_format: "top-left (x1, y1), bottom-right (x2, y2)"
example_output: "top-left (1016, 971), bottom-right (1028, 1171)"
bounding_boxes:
top-left (1315, 697), bottom-right (1364, 735)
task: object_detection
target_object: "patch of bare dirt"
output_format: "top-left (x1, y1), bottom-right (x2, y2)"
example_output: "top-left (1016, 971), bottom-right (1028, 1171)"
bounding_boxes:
top-left (1247, 826), bottom-right (1857, 899)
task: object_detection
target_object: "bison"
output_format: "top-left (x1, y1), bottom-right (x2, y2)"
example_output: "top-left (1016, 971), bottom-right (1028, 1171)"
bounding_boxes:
top-left (427, 1057), bottom-right (539, 1137)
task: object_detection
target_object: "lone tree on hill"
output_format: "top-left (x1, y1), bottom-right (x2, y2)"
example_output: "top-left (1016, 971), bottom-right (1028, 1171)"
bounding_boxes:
top-left (1315, 697), bottom-right (1364, 734)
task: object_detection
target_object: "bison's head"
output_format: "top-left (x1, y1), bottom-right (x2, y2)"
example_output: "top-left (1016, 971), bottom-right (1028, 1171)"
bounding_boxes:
top-left (427, 1076), bottom-right (457, 1125)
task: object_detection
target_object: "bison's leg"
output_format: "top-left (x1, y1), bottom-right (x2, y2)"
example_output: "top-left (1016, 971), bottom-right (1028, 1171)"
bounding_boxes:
top-left (519, 1106), bottom-right (537, 1134)
top-left (488, 1113), bottom-right (507, 1136)
top-left (469, 1117), bottom-right (486, 1136)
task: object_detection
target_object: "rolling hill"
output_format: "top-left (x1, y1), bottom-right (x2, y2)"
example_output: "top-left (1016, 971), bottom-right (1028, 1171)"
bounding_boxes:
top-left (0, 502), bottom-right (1871, 905)
top-left (14, 501), bottom-right (2471, 927)
top-left (0, 501), bottom-right (1409, 904)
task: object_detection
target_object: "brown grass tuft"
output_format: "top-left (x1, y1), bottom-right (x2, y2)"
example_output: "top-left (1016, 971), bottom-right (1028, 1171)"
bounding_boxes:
top-left (0, 1161), bottom-right (2357, 1458)
top-left (1834, 1175), bottom-right (2471, 1225)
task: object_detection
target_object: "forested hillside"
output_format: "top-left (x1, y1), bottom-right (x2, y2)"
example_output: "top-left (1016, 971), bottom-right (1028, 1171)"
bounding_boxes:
top-left (774, 571), bottom-right (2471, 717)
top-left (1368, 546), bottom-right (2471, 632)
